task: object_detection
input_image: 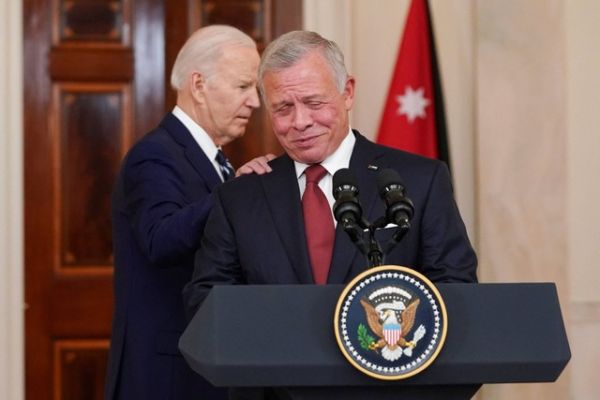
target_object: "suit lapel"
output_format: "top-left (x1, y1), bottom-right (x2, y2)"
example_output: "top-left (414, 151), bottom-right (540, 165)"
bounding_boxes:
top-left (160, 113), bottom-right (221, 190)
top-left (327, 132), bottom-right (386, 283)
top-left (353, 134), bottom-right (387, 229)
top-left (261, 155), bottom-right (314, 283)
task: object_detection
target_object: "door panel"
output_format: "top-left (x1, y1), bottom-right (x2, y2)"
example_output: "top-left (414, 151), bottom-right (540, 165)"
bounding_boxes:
top-left (53, 83), bottom-right (131, 268)
top-left (53, 340), bottom-right (109, 400)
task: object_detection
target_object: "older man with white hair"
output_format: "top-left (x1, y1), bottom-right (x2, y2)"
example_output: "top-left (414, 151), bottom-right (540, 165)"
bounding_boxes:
top-left (105, 25), bottom-right (261, 400)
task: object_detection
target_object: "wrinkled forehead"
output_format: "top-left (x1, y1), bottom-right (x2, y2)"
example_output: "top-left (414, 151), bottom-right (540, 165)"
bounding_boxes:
top-left (261, 49), bottom-right (340, 89)
top-left (262, 52), bottom-right (338, 91)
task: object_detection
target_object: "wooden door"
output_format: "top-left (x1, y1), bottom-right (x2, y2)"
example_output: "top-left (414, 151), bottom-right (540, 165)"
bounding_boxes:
top-left (24, 0), bottom-right (301, 399)
top-left (24, 1), bottom-right (164, 398)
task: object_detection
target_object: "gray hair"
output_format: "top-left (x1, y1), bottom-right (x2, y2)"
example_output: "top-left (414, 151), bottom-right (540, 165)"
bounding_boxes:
top-left (170, 25), bottom-right (256, 90)
top-left (258, 30), bottom-right (348, 97)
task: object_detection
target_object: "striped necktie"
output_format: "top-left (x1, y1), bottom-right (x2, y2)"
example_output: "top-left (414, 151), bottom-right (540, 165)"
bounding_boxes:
top-left (216, 149), bottom-right (234, 181)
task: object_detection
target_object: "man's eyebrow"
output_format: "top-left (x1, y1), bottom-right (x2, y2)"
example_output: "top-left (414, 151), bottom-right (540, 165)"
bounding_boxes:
top-left (302, 94), bottom-right (327, 102)
top-left (236, 76), bottom-right (256, 84)
top-left (270, 100), bottom-right (291, 109)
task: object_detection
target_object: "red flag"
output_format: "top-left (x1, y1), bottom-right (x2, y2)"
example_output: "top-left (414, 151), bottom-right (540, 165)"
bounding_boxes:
top-left (376, 0), bottom-right (449, 165)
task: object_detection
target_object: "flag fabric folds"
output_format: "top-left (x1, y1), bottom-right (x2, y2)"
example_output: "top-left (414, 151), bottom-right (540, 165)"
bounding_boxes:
top-left (376, 0), bottom-right (450, 167)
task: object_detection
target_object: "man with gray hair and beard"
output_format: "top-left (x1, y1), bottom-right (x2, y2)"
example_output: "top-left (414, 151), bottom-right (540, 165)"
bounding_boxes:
top-left (105, 25), bottom-right (263, 400)
top-left (184, 30), bottom-right (477, 397)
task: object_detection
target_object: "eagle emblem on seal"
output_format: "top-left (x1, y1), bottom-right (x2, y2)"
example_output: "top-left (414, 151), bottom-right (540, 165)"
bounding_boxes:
top-left (359, 286), bottom-right (426, 361)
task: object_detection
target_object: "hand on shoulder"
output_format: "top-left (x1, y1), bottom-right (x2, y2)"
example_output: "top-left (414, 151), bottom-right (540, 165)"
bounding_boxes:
top-left (236, 153), bottom-right (276, 177)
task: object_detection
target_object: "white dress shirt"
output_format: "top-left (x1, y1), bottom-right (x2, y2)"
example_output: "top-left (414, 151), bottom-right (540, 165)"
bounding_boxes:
top-left (294, 129), bottom-right (356, 222)
top-left (172, 106), bottom-right (228, 182)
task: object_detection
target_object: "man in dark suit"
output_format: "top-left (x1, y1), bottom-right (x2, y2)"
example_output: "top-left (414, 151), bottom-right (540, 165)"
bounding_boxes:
top-left (105, 25), bottom-right (262, 399)
top-left (184, 30), bottom-right (477, 317)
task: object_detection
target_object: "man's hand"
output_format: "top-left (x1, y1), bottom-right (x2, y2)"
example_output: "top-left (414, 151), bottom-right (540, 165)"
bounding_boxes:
top-left (236, 153), bottom-right (276, 177)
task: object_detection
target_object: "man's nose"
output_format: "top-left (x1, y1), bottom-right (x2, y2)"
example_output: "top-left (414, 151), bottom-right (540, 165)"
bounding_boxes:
top-left (247, 88), bottom-right (260, 109)
top-left (293, 105), bottom-right (312, 130)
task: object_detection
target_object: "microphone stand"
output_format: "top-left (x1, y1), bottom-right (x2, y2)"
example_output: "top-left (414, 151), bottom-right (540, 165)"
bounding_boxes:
top-left (346, 216), bottom-right (411, 269)
top-left (333, 168), bottom-right (414, 269)
top-left (383, 219), bottom-right (411, 255)
top-left (338, 217), bottom-right (385, 268)
top-left (340, 218), bottom-right (367, 255)
top-left (366, 224), bottom-right (384, 268)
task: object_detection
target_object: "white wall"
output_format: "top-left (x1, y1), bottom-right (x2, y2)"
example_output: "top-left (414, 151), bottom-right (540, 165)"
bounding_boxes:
top-left (0, 0), bottom-right (24, 399)
top-left (476, 1), bottom-right (568, 397)
top-left (566, 0), bottom-right (600, 306)
top-left (566, 1), bottom-right (600, 397)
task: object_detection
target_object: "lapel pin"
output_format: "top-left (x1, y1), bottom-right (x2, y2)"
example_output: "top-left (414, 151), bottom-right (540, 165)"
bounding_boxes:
top-left (367, 164), bottom-right (379, 171)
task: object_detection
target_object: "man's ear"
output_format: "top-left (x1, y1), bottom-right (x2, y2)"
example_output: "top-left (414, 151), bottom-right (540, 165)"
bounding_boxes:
top-left (343, 75), bottom-right (356, 110)
top-left (190, 72), bottom-right (206, 103)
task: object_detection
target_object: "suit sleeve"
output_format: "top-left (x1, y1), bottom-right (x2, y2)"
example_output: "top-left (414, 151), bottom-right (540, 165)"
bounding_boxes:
top-left (418, 162), bottom-right (478, 282)
top-left (123, 141), bottom-right (213, 266)
top-left (182, 188), bottom-right (245, 319)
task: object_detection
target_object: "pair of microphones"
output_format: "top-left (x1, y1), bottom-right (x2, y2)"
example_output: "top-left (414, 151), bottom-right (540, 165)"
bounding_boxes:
top-left (331, 168), bottom-right (414, 266)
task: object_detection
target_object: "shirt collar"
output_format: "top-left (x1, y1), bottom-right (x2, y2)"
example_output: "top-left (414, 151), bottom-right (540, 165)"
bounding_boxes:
top-left (172, 106), bottom-right (220, 161)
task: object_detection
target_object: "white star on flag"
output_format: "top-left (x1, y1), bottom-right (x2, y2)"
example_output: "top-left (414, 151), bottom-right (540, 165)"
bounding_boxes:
top-left (395, 86), bottom-right (430, 123)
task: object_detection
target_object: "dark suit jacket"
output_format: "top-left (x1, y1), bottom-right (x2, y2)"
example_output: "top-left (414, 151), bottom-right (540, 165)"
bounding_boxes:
top-left (105, 113), bottom-right (226, 399)
top-left (184, 131), bottom-right (477, 316)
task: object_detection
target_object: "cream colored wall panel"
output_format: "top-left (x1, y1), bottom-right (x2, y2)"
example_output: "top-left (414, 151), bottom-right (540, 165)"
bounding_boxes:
top-left (476, 0), bottom-right (569, 398)
top-left (566, 0), bottom-right (600, 304)
top-left (477, 0), bottom-right (567, 284)
top-left (569, 302), bottom-right (600, 399)
top-left (0, 0), bottom-right (24, 399)
top-left (429, 0), bottom-right (476, 244)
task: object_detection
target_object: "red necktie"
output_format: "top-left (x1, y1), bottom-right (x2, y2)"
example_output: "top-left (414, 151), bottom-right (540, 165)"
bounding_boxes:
top-left (302, 164), bottom-right (335, 284)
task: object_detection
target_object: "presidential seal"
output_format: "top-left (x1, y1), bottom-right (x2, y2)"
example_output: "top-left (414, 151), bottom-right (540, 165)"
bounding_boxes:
top-left (334, 265), bottom-right (447, 380)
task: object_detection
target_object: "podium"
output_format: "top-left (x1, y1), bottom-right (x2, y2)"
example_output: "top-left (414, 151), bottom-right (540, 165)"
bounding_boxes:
top-left (180, 283), bottom-right (570, 399)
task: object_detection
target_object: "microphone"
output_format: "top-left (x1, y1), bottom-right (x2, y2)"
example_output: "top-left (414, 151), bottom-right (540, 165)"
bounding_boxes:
top-left (376, 168), bottom-right (414, 229)
top-left (332, 168), bottom-right (369, 258)
top-left (332, 168), bottom-right (364, 227)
